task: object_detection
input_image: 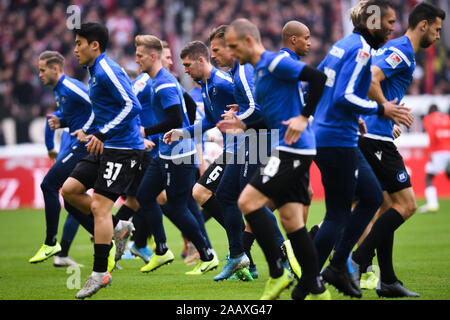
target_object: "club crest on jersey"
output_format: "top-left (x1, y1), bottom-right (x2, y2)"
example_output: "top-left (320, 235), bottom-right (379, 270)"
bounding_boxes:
top-left (397, 170), bottom-right (408, 183)
top-left (386, 52), bottom-right (402, 69)
top-left (356, 49), bottom-right (370, 65)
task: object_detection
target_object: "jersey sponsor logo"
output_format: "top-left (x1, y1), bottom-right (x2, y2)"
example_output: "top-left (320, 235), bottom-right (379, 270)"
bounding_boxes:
top-left (324, 67), bottom-right (336, 87)
top-left (375, 150), bottom-right (382, 161)
top-left (386, 52), bottom-right (403, 69)
top-left (356, 49), bottom-right (371, 65)
top-left (330, 46), bottom-right (345, 59)
top-left (397, 170), bottom-right (408, 183)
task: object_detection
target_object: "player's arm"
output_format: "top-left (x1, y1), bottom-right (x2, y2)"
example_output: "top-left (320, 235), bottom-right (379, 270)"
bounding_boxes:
top-left (45, 112), bottom-right (58, 161)
top-left (183, 92), bottom-right (197, 125)
top-left (94, 70), bottom-right (142, 143)
top-left (235, 64), bottom-right (262, 124)
top-left (368, 65), bottom-right (388, 104)
top-left (336, 49), bottom-right (412, 127)
top-left (143, 104), bottom-right (183, 137)
top-left (271, 54), bottom-right (327, 144)
top-left (164, 112), bottom-right (214, 144)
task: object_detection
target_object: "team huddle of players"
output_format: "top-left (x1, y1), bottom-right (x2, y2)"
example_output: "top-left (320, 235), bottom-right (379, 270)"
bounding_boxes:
top-left (30, 0), bottom-right (445, 300)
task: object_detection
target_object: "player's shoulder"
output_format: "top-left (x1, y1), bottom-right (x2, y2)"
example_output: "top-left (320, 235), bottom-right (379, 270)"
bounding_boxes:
top-left (213, 67), bottom-right (233, 85)
top-left (60, 75), bottom-right (90, 102)
top-left (152, 69), bottom-right (180, 94)
top-left (376, 36), bottom-right (414, 66)
top-left (97, 55), bottom-right (129, 81)
top-left (62, 76), bottom-right (88, 91)
top-left (132, 73), bottom-right (151, 94)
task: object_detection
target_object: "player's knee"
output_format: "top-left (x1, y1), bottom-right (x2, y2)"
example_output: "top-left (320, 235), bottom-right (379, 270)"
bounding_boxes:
top-left (40, 177), bottom-right (52, 193)
top-left (399, 199), bottom-right (417, 218)
top-left (61, 182), bottom-right (73, 201)
top-left (192, 184), bottom-right (211, 206)
top-left (238, 194), bottom-right (255, 215)
top-left (156, 191), bottom-right (167, 205)
top-left (124, 197), bottom-right (140, 211)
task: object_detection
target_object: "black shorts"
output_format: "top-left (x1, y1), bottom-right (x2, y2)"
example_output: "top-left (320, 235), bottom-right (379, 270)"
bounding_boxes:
top-left (126, 151), bottom-right (152, 197)
top-left (249, 150), bottom-right (313, 208)
top-left (70, 148), bottom-right (143, 201)
top-left (196, 152), bottom-right (233, 192)
top-left (358, 136), bottom-right (411, 193)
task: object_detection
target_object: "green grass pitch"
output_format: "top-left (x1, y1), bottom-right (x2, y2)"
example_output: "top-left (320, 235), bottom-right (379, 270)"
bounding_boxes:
top-left (0, 199), bottom-right (449, 300)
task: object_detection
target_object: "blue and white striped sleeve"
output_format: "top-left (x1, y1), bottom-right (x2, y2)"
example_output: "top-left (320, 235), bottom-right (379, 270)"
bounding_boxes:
top-left (236, 63), bottom-right (261, 123)
top-left (96, 60), bottom-right (142, 140)
top-left (335, 39), bottom-right (381, 115)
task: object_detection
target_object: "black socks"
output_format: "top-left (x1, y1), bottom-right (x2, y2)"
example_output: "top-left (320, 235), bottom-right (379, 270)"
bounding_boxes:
top-left (202, 196), bottom-right (225, 228)
top-left (245, 208), bottom-right (284, 278)
top-left (353, 208), bottom-right (405, 282)
top-left (93, 243), bottom-right (111, 273)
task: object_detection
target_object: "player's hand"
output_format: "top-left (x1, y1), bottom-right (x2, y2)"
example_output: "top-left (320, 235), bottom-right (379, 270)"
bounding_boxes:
top-left (282, 115), bottom-right (308, 145)
top-left (221, 108), bottom-right (237, 120)
top-left (144, 138), bottom-right (155, 150)
top-left (140, 126), bottom-right (146, 138)
top-left (47, 114), bottom-right (61, 130)
top-left (86, 135), bottom-right (103, 156)
top-left (216, 116), bottom-right (246, 135)
top-left (71, 129), bottom-right (90, 143)
top-left (163, 129), bottom-right (184, 145)
top-left (393, 124), bottom-right (402, 139)
top-left (382, 98), bottom-right (414, 128)
top-left (47, 149), bottom-right (58, 164)
top-left (358, 118), bottom-right (367, 136)
top-left (226, 104), bottom-right (239, 113)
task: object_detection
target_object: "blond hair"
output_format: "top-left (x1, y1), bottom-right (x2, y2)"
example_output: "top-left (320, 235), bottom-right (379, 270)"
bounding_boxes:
top-left (39, 50), bottom-right (65, 70)
top-left (350, 0), bottom-right (369, 27)
top-left (135, 35), bottom-right (163, 56)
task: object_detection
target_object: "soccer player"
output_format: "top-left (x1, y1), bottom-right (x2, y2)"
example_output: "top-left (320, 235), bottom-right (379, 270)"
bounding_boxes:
top-left (278, 20), bottom-right (316, 275)
top-left (133, 35), bottom-right (218, 276)
top-left (208, 24), bottom-right (288, 281)
top-left (164, 39), bottom-right (261, 281)
top-left (61, 23), bottom-right (144, 299)
top-left (350, 1), bottom-right (446, 298)
top-left (114, 69), bottom-right (157, 264)
top-left (217, 18), bottom-right (330, 300)
top-left (44, 114), bottom-right (83, 267)
top-left (29, 51), bottom-right (94, 267)
top-left (419, 104), bottom-right (450, 213)
top-left (310, 0), bottom-right (413, 298)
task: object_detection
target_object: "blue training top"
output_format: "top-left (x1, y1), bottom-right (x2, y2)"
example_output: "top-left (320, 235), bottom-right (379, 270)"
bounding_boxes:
top-left (132, 72), bottom-right (159, 157)
top-left (53, 74), bottom-right (95, 147)
top-left (82, 53), bottom-right (144, 150)
top-left (184, 66), bottom-right (237, 154)
top-left (151, 67), bottom-right (196, 160)
top-left (362, 35), bottom-right (416, 140)
top-left (313, 32), bottom-right (382, 148)
top-left (253, 50), bottom-right (315, 154)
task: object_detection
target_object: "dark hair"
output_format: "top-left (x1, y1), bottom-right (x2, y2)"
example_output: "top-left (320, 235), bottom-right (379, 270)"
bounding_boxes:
top-left (428, 104), bottom-right (438, 114)
top-left (208, 25), bottom-right (228, 43)
top-left (180, 40), bottom-right (210, 61)
top-left (74, 22), bottom-right (109, 53)
top-left (408, 2), bottom-right (446, 29)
